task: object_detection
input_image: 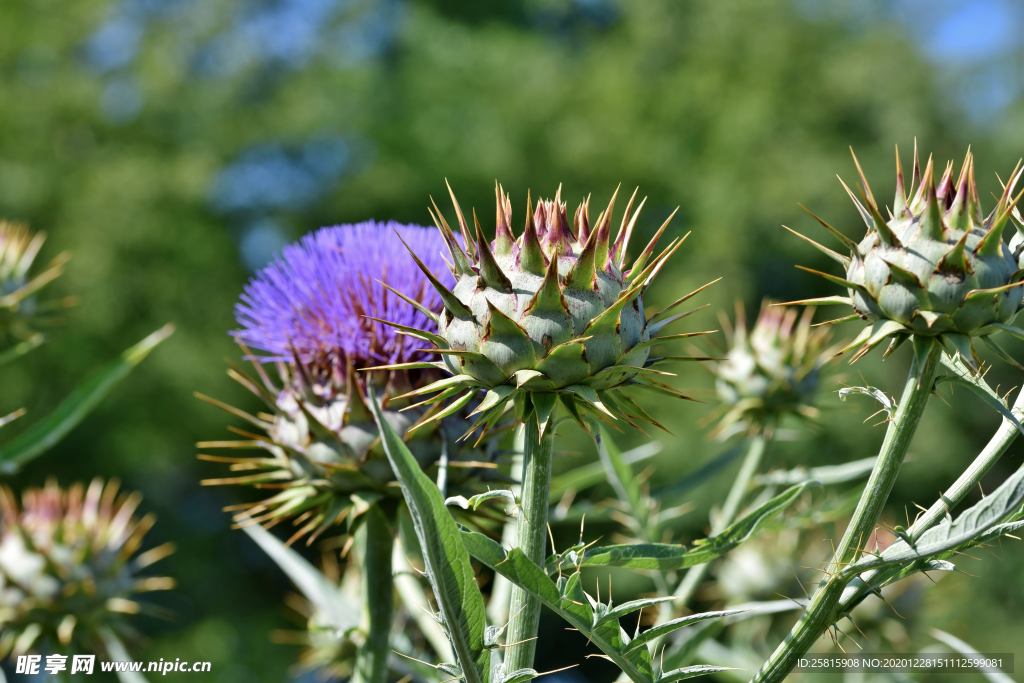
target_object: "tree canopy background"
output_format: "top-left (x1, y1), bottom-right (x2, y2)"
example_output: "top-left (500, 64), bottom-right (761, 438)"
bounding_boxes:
top-left (2, 0), bottom-right (1023, 680)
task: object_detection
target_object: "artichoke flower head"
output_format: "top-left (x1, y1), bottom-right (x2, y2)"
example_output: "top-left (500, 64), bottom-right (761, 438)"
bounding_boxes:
top-left (791, 146), bottom-right (1024, 369)
top-left (710, 300), bottom-right (836, 438)
top-left (381, 183), bottom-right (716, 437)
top-left (0, 479), bottom-right (174, 658)
top-left (198, 222), bottom-right (503, 545)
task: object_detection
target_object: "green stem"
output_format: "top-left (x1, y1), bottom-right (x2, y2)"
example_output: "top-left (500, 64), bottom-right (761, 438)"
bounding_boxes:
top-left (487, 429), bottom-right (525, 626)
top-left (504, 413), bottom-right (555, 672)
top-left (354, 503), bottom-right (395, 683)
top-left (674, 431), bottom-right (770, 611)
top-left (751, 339), bottom-right (941, 683)
top-left (836, 360), bottom-right (1024, 613)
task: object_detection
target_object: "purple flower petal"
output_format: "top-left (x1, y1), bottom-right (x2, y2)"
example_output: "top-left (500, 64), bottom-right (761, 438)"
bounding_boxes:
top-left (232, 221), bottom-right (453, 368)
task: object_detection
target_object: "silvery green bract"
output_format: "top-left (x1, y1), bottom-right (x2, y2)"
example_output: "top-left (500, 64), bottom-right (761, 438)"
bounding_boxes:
top-left (388, 183), bottom-right (714, 435)
top-left (711, 300), bottom-right (834, 436)
top-left (0, 479), bottom-right (174, 658)
top-left (793, 147), bottom-right (1024, 367)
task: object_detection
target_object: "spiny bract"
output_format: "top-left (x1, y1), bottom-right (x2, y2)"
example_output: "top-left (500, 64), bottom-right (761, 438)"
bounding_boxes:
top-left (384, 182), bottom-right (715, 436)
top-left (711, 300), bottom-right (835, 437)
top-left (199, 222), bottom-right (502, 545)
top-left (0, 221), bottom-right (72, 345)
top-left (792, 146), bottom-right (1024, 367)
top-left (0, 479), bottom-right (174, 658)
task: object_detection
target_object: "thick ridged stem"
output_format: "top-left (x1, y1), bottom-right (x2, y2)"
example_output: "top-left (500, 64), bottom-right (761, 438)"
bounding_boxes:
top-left (836, 368), bottom-right (1024, 614)
top-left (353, 503), bottom-right (395, 683)
top-left (673, 431), bottom-right (770, 611)
top-left (504, 413), bottom-right (555, 672)
top-left (751, 341), bottom-right (941, 683)
top-left (487, 429), bottom-right (525, 626)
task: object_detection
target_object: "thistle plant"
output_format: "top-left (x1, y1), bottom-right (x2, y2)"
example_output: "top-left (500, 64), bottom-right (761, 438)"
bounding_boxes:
top-left (368, 377), bottom-right (837, 683)
top-left (0, 478), bottom-right (174, 659)
top-left (664, 301), bottom-right (836, 618)
top-left (710, 300), bottom-right (835, 439)
top-left (793, 146), bottom-right (1024, 366)
top-left (198, 221), bottom-right (504, 683)
top-left (382, 183), bottom-right (714, 671)
top-left (752, 146), bottom-right (1024, 683)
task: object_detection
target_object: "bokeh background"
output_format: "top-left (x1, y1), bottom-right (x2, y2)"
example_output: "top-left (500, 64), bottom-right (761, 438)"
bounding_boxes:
top-left (2, 0), bottom-right (1024, 680)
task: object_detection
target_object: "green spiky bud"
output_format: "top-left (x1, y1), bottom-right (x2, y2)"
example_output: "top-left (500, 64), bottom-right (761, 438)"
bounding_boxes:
top-left (793, 147), bottom-right (1024, 367)
top-left (712, 301), bottom-right (835, 437)
top-left (0, 479), bottom-right (174, 659)
top-left (391, 183), bottom-right (715, 435)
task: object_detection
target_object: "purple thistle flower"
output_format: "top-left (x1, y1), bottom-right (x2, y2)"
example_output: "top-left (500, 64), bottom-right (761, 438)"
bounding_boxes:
top-left (232, 221), bottom-right (454, 368)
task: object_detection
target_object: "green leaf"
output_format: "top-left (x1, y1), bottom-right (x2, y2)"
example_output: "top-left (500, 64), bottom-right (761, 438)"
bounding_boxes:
top-left (843, 462), bottom-right (1024, 577)
top-left (661, 600), bottom-right (805, 672)
top-left (622, 610), bottom-right (747, 654)
top-left (0, 324), bottom-right (174, 473)
top-left (459, 529), bottom-right (656, 683)
top-left (935, 375), bottom-right (1024, 439)
top-left (838, 385), bottom-right (896, 418)
top-left (240, 519), bottom-right (358, 632)
top-left (840, 558), bottom-right (959, 606)
top-left (937, 351), bottom-right (1024, 436)
top-left (595, 596), bottom-right (677, 626)
top-left (502, 669), bottom-right (539, 683)
top-left (446, 489), bottom-right (517, 511)
top-left (368, 388), bottom-right (489, 683)
top-left (558, 481), bottom-right (816, 571)
top-left (658, 665), bottom-right (736, 683)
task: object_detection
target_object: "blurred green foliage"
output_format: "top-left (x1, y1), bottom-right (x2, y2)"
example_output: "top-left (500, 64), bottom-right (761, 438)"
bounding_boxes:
top-left (1, 0), bottom-right (1022, 680)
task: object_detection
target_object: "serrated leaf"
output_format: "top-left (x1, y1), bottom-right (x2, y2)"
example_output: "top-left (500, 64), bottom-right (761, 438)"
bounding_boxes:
top-left (660, 600), bottom-right (805, 672)
top-left (459, 529), bottom-right (655, 683)
top-left (623, 610), bottom-right (746, 654)
top-left (935, 352), bottom-right (1024, 437)
top-left (368, 389), bottom-right (489, 683)
top-left (843, 461), bottom-right (1024, 577)
top-left (559, 481), bottom-right (816, 571)
top-left (658, 665), bottom-right (736, 683)
top-left (0, 324), bottom-right (174, 473)
top-left (595, 596), bottom-right (677, 626)
top-left (241, 520), bottom-right (358, 631)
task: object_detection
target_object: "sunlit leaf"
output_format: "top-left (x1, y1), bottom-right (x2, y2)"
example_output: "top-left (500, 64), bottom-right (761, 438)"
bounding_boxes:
top-left (0, 324), bottom-right (174, 473)
top-left (368, 388), bottom-right (489, 683)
